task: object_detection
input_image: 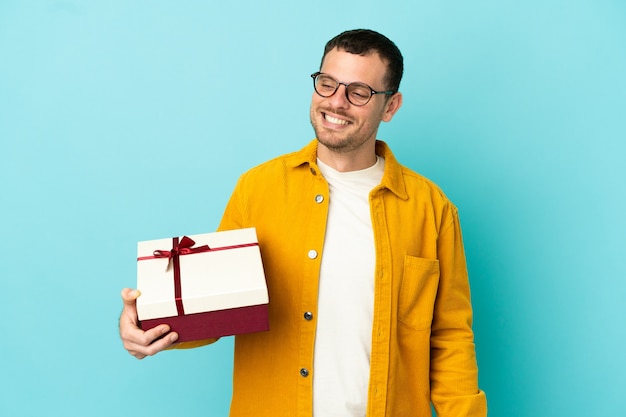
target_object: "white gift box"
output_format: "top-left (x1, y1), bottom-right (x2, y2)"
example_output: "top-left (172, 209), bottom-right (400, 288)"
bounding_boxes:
top-left (136, 228), bottom-right (269, 342)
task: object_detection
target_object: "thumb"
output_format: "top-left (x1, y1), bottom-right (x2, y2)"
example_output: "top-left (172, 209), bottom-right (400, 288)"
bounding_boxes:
top-left (121, 288), bottom-right (141, 309)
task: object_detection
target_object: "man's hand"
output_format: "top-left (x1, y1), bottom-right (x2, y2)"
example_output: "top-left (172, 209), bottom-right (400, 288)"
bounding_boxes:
top-left (119, 288), bottom-right (179, 359)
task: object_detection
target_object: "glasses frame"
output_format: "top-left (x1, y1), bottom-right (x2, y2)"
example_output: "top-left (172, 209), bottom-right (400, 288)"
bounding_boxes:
top-left (310, 72), bottom-right (396, 106)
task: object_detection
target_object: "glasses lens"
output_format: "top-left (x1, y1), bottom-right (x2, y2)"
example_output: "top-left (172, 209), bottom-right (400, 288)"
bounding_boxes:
top-left (314, 74), bottom-right (338, 97)
top-left (346, 83), bottom-right (372, 106)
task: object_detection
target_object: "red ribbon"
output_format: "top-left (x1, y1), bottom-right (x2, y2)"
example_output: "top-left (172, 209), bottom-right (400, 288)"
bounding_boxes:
top-left (155, 236), bottom-right (210, 316)
top-left (137, 236), bottom-right (258, 317)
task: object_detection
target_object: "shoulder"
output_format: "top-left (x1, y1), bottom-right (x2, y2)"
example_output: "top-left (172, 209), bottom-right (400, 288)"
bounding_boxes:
top-left (378, 141), bottom-right (456, 211)
top-left (236, 140), bottom-right (317, 185)
top-left (237, 151), bottom-right (299, 184)
top-left (402, 165), bottom-right (451, 203)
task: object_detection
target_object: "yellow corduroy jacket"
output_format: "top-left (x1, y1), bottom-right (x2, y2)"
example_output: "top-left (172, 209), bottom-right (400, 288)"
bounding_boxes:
top-left (180, 139), bottom-right (487, 417)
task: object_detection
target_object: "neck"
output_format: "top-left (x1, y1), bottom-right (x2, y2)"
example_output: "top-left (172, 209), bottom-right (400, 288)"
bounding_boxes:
top-left (316, 140), bottom-right (378, 172)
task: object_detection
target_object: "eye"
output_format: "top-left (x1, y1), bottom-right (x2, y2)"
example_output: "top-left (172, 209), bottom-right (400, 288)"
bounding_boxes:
top-left (349, 85), bottom-right (371, 99)
top-left (318, 76), bottom-right (337, 91)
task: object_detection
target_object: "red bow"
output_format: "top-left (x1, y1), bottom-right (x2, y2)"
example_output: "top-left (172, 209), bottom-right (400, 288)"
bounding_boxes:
top-left (153, 236), bottom-right (210, 265)
top-left (153, 236), bottom-right (211, 272)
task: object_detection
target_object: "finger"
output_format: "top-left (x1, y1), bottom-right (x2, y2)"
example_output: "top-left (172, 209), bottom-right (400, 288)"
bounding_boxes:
top-left (141, 324), bottom-right (174, 344)
top-left (125, 329), bottom-right (179, 359)
top-left (119, 288), bottom-right (140, 330)
top-left (119, 287), bottom-right (179, 359)
top-left (119, 317), bottom-right (173, 348)
top-left (121, 288), bottom-right (140, 307)
top-left (119, 288), bottom-right (148, 343)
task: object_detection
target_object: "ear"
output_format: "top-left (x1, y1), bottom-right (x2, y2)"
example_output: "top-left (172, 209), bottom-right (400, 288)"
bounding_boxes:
top-left (381, 92), bottom-right (403, 122)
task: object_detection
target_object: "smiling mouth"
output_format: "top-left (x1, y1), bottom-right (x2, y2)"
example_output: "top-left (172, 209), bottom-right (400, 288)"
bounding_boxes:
top-left (323, 113), bottom-right (350, 126)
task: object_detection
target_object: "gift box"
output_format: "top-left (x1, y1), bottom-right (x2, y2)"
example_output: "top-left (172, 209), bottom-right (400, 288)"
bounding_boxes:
top-left (136, 227), bottom-right (269, 342)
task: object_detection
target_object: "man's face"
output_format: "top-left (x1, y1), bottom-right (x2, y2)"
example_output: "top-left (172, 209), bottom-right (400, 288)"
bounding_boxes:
top-left (310, 48), bottom-right (401, 156)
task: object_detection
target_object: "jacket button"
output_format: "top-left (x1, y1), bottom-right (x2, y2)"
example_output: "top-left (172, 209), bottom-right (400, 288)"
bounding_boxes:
top-left (304, 312), bottom-right (313, 321)
top-left (314, 194), bottom-right (324, 203)
top-left (300, 368), bottom-right (309, 377)
top-left (307, 250), bottom-right (318, 259)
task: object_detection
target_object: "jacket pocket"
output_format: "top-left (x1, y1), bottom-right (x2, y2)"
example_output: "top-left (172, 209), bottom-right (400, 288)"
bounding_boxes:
top-left (398, 255), bottom-right (440, 331)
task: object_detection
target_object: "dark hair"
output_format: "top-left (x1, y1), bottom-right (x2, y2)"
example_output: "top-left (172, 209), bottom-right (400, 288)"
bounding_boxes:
top-left (321, 29), bottom-right (404, 93)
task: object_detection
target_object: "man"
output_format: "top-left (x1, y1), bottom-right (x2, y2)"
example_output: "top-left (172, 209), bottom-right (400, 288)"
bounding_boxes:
top-left (120, 29), bottom-right (487, 417)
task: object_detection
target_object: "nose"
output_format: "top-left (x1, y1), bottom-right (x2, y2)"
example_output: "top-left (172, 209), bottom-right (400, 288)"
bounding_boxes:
top-left (327, 83), bottom-right (351, 108)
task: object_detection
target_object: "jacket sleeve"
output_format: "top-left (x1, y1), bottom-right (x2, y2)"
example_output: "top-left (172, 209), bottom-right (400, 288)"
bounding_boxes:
top-left (430, 204), bottom-right (487, 416)
top-left (218, 174), bottom-right (246, 232)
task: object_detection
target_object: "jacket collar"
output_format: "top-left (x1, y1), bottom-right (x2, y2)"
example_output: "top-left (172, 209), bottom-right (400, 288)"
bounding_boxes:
top-left (286, 139), bottom-right (409, 200)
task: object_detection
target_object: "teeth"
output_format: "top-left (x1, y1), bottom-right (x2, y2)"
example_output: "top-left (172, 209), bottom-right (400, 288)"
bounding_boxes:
top-left (325, 114), bottom-right (349, 125)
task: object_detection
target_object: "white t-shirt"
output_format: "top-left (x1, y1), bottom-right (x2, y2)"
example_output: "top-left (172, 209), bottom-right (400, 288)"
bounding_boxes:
top-left (313, 156), bottom-right (385, 417)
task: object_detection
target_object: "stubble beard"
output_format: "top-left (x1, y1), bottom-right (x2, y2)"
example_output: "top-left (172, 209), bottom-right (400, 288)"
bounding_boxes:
top-left (310, 108), bottom-right (375, 155)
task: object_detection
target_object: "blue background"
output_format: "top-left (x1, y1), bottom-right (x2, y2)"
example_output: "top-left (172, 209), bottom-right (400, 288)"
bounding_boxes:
top-left (1, 1), bottom-right (624, 416)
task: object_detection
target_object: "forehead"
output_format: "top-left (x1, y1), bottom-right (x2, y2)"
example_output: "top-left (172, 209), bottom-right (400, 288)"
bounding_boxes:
top-left (320, 48), bottom-right (388, 88)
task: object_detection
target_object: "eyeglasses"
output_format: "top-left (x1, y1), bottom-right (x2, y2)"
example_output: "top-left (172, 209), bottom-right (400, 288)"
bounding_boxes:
top-left (310, 72), bottom-right (395, 106)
